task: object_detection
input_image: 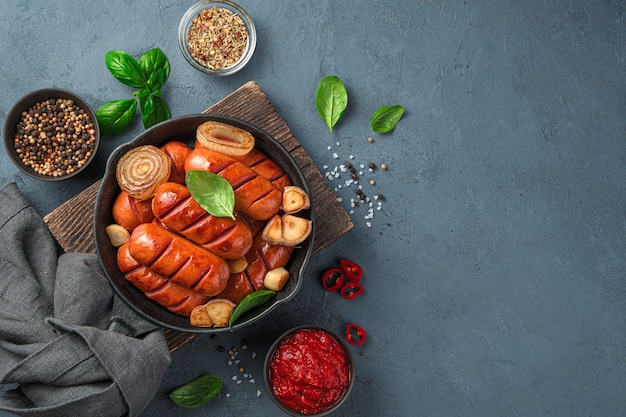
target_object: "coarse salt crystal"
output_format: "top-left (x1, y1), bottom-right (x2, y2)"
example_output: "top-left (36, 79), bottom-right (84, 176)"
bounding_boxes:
top-left (327, 146), bottom-right (331, 150)
top-left (349, 155), bottom-right (354, 159)
top-left (226, 393), bottom-right (231, 398)
top-left (332, 153), bottom-right (338, 159)
top-left (366, 222), bottom-right (372, 227)
top-left (252, 352), bottom-right (256, 359)
top-left (250, 379), bottom-right (256, 383)
top-left (336, 197), bottom-right (343, 202)
top-left (323, 164), bottom-right (328, 169)
top-left (232, 375), bottom-right (238, 381)
top-left (236, 380), bottom-right (242, 384)
top-left (257, 390), bottom-right (262, 397)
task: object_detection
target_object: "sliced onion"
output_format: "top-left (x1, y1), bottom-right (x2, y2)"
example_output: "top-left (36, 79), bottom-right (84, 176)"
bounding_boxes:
top-left (196, 120), bottom-right (255, 156)
top-left (116, 145), bottom-right (171, 200)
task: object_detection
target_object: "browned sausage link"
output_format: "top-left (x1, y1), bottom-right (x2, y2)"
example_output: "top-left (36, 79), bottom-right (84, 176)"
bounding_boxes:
top-left (113, 191), bottom-right (155, 232)
top-left (185, 147), bottom-right (282, 221)
top-left (152, 182), bottom-right (253, 259)
top-left (117, 243), bottom-right (210, 316)
top-left (161, 141), bottom-right (192, 184)
top-left (128, 223), bottom-right (230, 297)
top-left (242, 232), bottom-right (295, 291)
top-left (232, 148), bottom-right (291, 192)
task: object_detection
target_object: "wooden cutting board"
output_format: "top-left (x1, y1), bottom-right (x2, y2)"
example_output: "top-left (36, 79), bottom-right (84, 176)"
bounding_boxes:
top-left (43, 81), bottom-right (353, 352)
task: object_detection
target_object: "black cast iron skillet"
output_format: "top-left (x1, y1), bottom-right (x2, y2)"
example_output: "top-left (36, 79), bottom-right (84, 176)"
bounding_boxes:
top-left (94, 114), bottom-right (314, 333)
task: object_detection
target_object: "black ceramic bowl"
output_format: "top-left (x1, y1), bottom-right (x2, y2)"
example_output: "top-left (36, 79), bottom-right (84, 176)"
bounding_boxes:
top-left (3, 88), bottom-right (100, 181)
top-left (264, 325), bottom-right (356, 416)
top-left (94, 114), bottom-right (314, 333)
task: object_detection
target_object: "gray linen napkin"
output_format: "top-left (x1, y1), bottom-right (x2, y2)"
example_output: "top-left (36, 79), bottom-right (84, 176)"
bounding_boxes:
top-left (0, 183), bottom-right (171, 417)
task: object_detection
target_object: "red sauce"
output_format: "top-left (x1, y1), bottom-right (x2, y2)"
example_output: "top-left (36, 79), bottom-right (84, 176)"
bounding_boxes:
top-left (269, 328), bottom-right (351, 415)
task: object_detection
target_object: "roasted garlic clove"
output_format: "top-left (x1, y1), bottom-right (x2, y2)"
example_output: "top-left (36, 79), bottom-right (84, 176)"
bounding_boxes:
top-left (105, 224), bottom-right (131, 247)
top-left (262, 214), bottom-right (312, 246)
top-left (264, 267), bottom-right (290, 291)
top-left (116, 145), bottom-right (171, 200)
top-left (281, 185), bottom-right (310, 214)
top-left (189, 305), bottom-right (214, 327)
top-left (226, 256), bottom-right (248, 273)
top-left (196, 120), bottom-right (255, 156)
top-left (204, 298), bottom-right (236, 327)
top-left (261, 215), bottom-right (283, 243)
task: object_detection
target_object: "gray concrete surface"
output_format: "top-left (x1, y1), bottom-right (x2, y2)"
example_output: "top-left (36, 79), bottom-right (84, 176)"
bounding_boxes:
top-left (1, 0), bottom-right (625, 416)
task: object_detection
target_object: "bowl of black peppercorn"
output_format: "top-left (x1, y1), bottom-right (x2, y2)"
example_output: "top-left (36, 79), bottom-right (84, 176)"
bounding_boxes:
top-left (3, 88), bottom-right (100, 181)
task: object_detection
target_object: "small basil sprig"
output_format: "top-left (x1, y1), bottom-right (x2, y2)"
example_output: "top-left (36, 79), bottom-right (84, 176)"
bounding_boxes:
top-left (169, 375), bottom-right (222, 408)
top-left (96, 48), bottom-right (171, 136)
top-left (186, 170), bottom-right (236, 220)
top-left (315, 75), bottom-right (348, 132)
top-left (371, 104), bottom-right (405, 133)
top-left (228, 290), bottom-right (275, 327)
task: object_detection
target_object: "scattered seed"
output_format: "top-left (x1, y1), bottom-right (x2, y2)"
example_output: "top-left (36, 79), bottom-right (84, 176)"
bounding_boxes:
top-left (367, 137), bottom-right (374, 143)
top-left (381, 163), bottom-right (388, 170)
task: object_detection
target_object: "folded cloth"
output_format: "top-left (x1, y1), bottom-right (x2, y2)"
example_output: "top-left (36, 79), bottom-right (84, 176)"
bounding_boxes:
top-left (0, 183), bottom-right (171, 417)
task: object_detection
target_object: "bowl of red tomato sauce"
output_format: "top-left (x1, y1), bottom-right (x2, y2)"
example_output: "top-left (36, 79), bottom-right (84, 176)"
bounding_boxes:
top-left (264, 325), bottom-right (355, 416)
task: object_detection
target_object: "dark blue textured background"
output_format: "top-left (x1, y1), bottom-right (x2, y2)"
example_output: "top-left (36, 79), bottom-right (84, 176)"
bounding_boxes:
top-left (1, 1), bottom-right (625, 416)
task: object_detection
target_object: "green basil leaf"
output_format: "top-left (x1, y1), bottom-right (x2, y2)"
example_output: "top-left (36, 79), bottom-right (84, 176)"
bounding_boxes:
top-left (169, 375), bottom-right (222, 408)
top-left (370, 104), bottom-right (405, 133)
top-left (95, 98), bottom-right (137, 136)
top-left (228, 290), bottom-right (275, 327)
top-left (105, 50), bottom-right (146, 88)
top-left (315, 75), bottom-right (348, 132)
top-left (139, 48), bottom-right (170, 91)
top-left (139, 93), bottom-right (171, 129)
top-left (186, 170), bottom-right (236, 220)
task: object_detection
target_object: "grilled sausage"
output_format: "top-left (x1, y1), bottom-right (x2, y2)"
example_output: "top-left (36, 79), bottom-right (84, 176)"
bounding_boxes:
top-left (184, 147), bottom-right (282, 221)
top-left (232, 148), bottom-right (291, 192)
top-left (161, 141), bottom-right (192, 184)
top-left (128, 223), bottom-right (230, 297)
top-left (112, 191), bottom-right (155, 232)
top-left (151, 182), bottom-right (253, 260)
top-left (117, 243), bottom-right (210, 316)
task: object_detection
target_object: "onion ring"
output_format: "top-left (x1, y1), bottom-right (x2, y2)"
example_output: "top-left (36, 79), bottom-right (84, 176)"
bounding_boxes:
top-left (195, 120), bottom-right (255, 156)
top-left (116, 145), bottom-right (171, 200)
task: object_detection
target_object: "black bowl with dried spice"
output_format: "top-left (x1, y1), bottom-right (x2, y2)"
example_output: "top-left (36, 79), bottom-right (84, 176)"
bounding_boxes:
top-left (3, 88), bottom-right (100, 181)
top-left (178, 0), bottom-right (256, 76)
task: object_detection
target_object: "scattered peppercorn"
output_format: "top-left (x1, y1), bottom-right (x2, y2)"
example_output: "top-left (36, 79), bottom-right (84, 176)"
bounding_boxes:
top-left (367, 137), bottom-right (374, 143)
top-left (369, 179), bottom-right (375, 185)
top-left (13, 98), bottom-right (97, 177)
top-left (380, 163), bottom-right (388, 170)
top-left (368, 162), bottom-right (376, 170)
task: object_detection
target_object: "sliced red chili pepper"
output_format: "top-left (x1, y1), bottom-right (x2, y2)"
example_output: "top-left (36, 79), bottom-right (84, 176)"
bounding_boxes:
top-left (339, 259), bottom-right (362, 283)
top-left (345, 323), bottom-right (366, 346)
top-left (321, 268), bottom-right (344, 292)
top-left (339, 282), bottom-right (363, 300)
